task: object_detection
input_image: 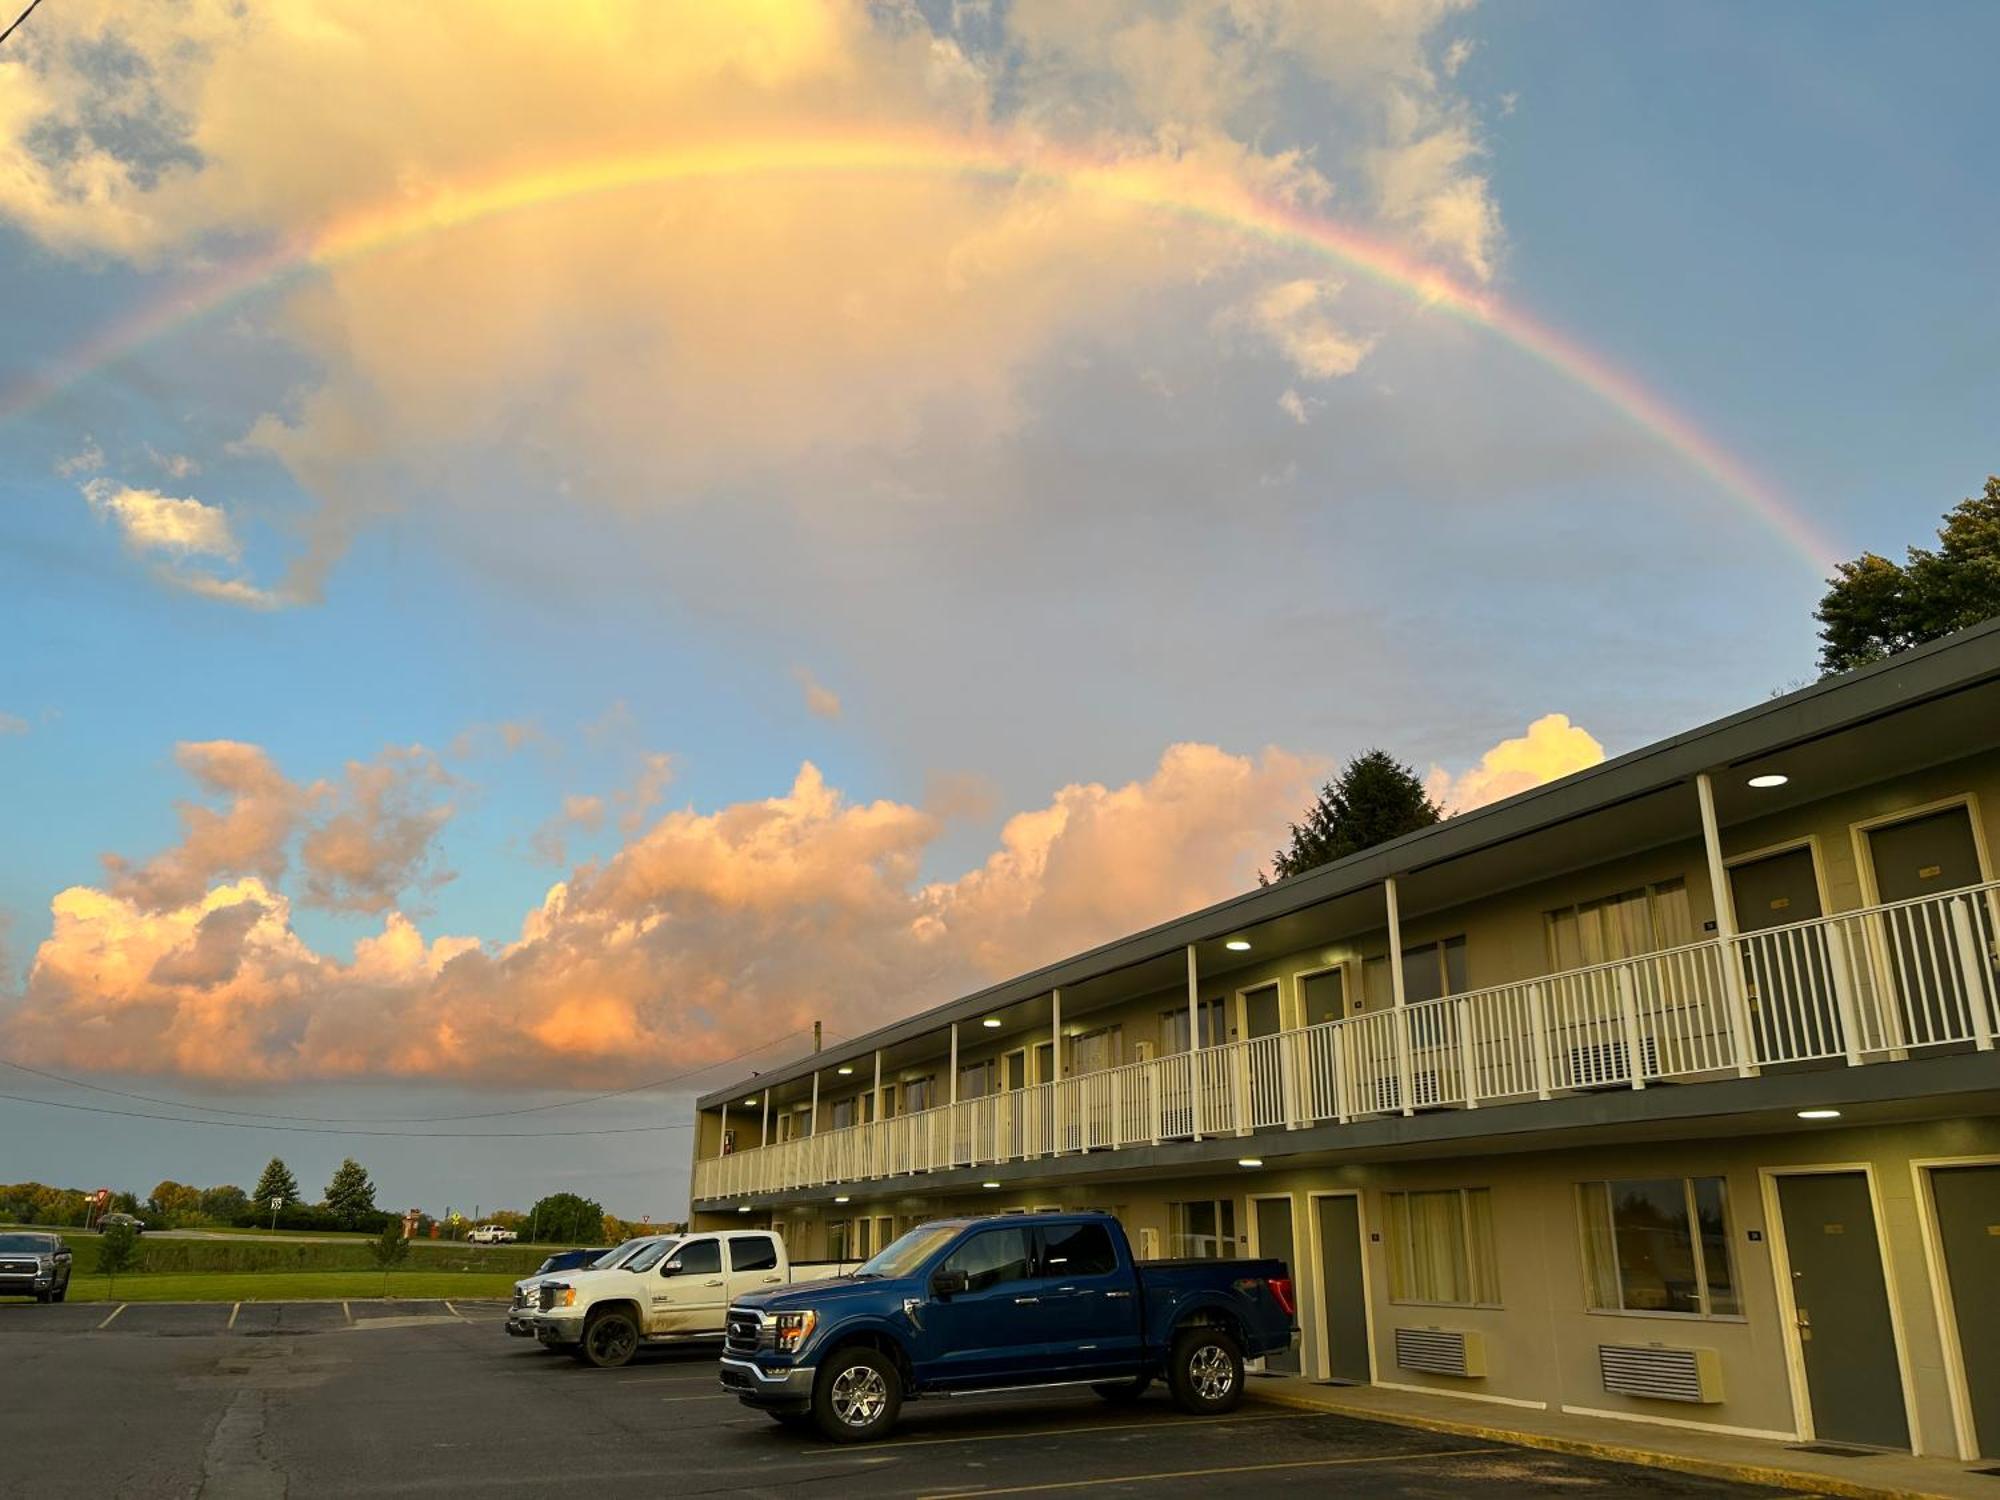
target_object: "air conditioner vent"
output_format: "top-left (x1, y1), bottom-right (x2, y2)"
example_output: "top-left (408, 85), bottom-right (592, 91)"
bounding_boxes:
top-left (1394, 1326), bottom-right (1486, 1378)
top-left (1598, 1343), bottom-right (1722, 1404)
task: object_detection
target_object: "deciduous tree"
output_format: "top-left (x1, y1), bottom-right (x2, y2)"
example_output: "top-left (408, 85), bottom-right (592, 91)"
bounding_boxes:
top-left (1817, 476), bottom-right (2000, 675)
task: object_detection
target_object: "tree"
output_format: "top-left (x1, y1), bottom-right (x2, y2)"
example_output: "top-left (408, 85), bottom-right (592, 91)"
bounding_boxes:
top-left (324, 1159), bottom-right (377, 1229)
top-left (253, 1158), bottom-right (301, 1208)
top-left (199, 1185), bottom-right (249, 1224)
top-left (147, 1180), bottom-right (202, 1224)
top-left (527, 1192), bottom-right (607, 1244)
top-left (368, 1216), bottom-right (411, 1293)
top-left (1817, 475), bottom-right (2000, 675)
top-left (1267, 749), bottom-right (1443, 881)
top-left (98, 1219), bottom-right (139, 1293)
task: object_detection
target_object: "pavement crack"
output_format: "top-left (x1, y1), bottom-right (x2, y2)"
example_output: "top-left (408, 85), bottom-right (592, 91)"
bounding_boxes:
top-left (196, 1386), bottom-right (287, 1500)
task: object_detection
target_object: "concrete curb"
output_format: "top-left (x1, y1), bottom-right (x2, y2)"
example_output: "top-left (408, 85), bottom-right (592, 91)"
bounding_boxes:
top-left (1246, 1386), bottom-right (1956, 1500)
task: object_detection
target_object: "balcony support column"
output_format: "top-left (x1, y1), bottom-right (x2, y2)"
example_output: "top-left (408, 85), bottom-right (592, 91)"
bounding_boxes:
top-left (760, 1091), bottom-right (770, 1147)
top-left (1386, 876), bottom-right (1415, 1117)
top-left (810, 1069), bottom-right (820, 1137)
top-left (949, 1021), bottom-right (960, 1103)
top-left (1697, 772), bottom-right (1759, 1077)
top-left (719, 1102), bottom-right (729, 1157)
top-left (1187, 944), bottom-right (1204, 1140)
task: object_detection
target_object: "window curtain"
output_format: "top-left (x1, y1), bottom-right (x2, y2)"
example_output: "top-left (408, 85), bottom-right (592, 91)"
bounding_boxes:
top-left (1577, 1181), bottom-right (1621, 1309)
top-left (1388, 1190), bottom-right (1473, 1303)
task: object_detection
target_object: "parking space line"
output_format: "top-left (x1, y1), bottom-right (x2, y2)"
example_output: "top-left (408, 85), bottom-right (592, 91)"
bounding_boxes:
top-left (96, 1304), bottom-right (127, 1330)
top-left (822, 1409), bottom-right (1312, 1456)
top-left (342, 1300), bottom-right (353, 1325)
top-left (914, 1445), bottom-right (1508, 1498)
top-left (227, 1302), bottom-right (241, 1329)
top-left (444, 1300), bottom-right (468, 1322)
top-left (658, 1394), bottom-right (739, 1404)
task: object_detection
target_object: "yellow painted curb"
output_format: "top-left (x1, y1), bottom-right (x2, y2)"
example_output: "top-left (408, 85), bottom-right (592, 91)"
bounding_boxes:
top-left (1246, 1387), bottom-right (1957, 1500)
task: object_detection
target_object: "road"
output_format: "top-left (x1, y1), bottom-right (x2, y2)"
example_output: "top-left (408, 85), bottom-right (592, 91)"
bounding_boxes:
top-left (3, 1298), bottom-right (1797, 1498)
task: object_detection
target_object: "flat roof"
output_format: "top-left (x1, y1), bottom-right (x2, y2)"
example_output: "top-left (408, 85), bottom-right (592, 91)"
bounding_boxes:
top-left (697, 618), bottom-right (2000, 1108)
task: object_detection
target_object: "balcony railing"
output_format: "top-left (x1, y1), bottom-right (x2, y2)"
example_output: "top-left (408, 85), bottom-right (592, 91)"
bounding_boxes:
top-left (693, 882), bottom-right (2000, 1202)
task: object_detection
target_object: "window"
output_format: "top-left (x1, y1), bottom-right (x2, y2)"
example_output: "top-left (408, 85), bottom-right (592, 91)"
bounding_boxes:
top-left (668, 1238), bottom-right (722, 1276)
top-left (729, 1236), bottom-right (778, 1273)
top-left (1161, 999), bottom-right (1226, 1053)
top-left (904, 1075), bottom-right (935, 1113)
top-left (1041, 1221), bottom-right (1117, 1278)
top-left (941, 1226), bottom-right (1035, 1292)
top-left (827, 1221), bottom-right (850, 1262)
top-left (829, 1097), bottom-right (856, 1130)
top-left (1069, 1026), bottom-right (1121, 1075)
top-left (1546, 879), bottom-right (1693, 970)
top-left (1364, 937), bottom-right (1468, 1008)
top-left (1168, 1199), bottom-right (1238, 1259)
top-left (1577, 1176), bottom-right (1738, 1317)
top-left (1299, 967), bottom-right (1348, 1025)
top-left (1384, 1189), bottom-right (1499, 1306)
top-left (958, 1059), bottom-right (994, 1101)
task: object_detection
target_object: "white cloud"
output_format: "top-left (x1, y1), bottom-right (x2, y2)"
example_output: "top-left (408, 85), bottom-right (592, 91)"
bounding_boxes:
top-left (1426, 713), bottom-right (1606, 813)
top-left (55, 438), bottom-right (104, 477)
top-left (146, 445), bottom-right (202, 479)
top-left (1239, 278), bottom-right (1377, 382)
top-left (83, 479), bottom-right (239, 560)
top-left (1277, 387), bottom-right (1319, 424)
top-left (793, 666), bottom-right (843, 720)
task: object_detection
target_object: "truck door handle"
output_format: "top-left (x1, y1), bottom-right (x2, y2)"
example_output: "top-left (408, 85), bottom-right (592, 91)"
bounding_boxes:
top-left (1104, 1291), bottom-right (1132, 1300)
top-left (1013, 1296), bottom-right (1041, 1305)
top-left (705, 1279), bottom-right (725, 1287)
top-left (762, 1275), bottom-right (781, 1284)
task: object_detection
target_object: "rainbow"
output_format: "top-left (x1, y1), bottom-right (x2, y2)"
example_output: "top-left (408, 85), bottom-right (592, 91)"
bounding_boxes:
top-left (1, 129), bottom-right (1840, 569)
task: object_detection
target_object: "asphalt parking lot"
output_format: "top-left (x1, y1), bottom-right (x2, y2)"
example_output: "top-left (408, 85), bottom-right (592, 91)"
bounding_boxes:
top-left (3, 1298), bottom-right (1800, 1498)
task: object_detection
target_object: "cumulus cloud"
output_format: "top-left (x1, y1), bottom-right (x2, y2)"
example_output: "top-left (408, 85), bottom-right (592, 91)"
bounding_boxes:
top-left (793, 666), bottom-right (843, 720)
top-left (83, 479), bottom-right (239, 560)
top-left (103, 741), bottom-right (308, 910)
top-left (1426, 713), bottom-right (1606, 813)
top-left (4, 740), bottom-right (1319, 1083)
top-left (298, 748), bottom-right (456, 914)
top-left (1238, 278), bottom-right (1377, 381)
top-left (145, 445), bottom-right (202, 479)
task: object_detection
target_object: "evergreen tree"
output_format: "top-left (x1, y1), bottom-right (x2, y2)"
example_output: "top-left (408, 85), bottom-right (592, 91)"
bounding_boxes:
top-left (324, 1158), bottom-right (377, 1229)
top-left (1267, 749), bottom-right (1443, 882)
top-left (1817, 475), bottom-right (2000, 675)
top-left (252, 1158), bottom-right (301, 1207)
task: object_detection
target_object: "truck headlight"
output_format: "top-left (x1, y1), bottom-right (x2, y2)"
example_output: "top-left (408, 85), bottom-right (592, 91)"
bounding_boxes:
top-left (773, 1310), bottom-right (817, 1353)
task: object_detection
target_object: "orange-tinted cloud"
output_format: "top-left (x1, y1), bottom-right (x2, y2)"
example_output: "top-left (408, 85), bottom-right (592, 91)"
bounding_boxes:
top-left (1426, 712), bottom-right (1606, 812)
top-left (5, 742), bottom-right (1319, 1083)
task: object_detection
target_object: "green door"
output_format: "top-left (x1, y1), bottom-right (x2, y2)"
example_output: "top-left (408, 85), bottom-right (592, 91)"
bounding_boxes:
top-left (1929, 1165), bottom-right (2000, 1456)
top-left (1866, 807), bottom-right (1994, 1046)
top-left (1314, 1195), bottom-right (1370, 1384)
top-left (1730, 848), bottom-right (1837, 1062)
top-left (1253, 1196), bottom-right (1301, 1373)
top-left (1775, 1172), bottom-right (1909, 1449)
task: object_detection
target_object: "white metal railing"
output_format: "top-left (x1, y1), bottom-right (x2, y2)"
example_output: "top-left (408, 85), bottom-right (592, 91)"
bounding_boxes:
top-left (692, 882), bottom-right (2000, 1202)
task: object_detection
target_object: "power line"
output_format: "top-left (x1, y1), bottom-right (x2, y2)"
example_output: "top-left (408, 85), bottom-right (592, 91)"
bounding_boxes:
top-left (0, 1087), bottom-right (703, 1138)
top-left (0, 1026), bottom-right (818, 1124)
top-left (0, 0), bottom-right (47, 49)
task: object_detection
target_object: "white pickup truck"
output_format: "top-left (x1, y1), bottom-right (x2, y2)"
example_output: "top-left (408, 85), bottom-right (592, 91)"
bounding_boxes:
top-left (532, 1229), bottom-right (854, 1368)
top-left (467, 1224), bottom-right (518, 1244)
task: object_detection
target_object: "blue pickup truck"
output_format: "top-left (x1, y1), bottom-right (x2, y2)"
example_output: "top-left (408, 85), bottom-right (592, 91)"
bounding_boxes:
top-left (719, 1210), bottom-right (1296, 1442)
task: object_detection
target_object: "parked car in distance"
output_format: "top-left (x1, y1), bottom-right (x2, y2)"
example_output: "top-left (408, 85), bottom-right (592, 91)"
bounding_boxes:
top-left (534, 1231), bottom-right (858, 1367)
top-left (95, 1212), bottom-right (144, 1236)
top-left (0, 1232), bottom-right (74, 1302)
top-left (506, 1246), bottom-right (611, 1337)
top-left (720, 1211), bottom-right (1296, 1442)
top-left (467, 1224), bottom-right (518, 1244)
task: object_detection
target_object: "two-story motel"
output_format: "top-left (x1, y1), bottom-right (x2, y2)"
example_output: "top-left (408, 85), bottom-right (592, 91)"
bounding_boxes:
top-left (689, 620), bottom-right (2000, 1460)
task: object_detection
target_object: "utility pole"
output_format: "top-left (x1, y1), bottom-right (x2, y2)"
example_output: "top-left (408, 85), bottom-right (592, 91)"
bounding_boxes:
top-left (814, 1020), bottom-right (822, 1053)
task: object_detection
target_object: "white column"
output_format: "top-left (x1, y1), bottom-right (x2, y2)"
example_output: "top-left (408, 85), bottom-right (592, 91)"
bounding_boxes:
top-left (1697, 771), bottom-right (1759, 1077)
top-left (1386, 876), bottom-right (1414, 1117)
top-left (719, 1102), bottom-right (729, 1157)
top-left (1187, 943), bottom-right (1204, 1139)
top-left (949, 1022), bottom-right (960, 1104)
top-left (1050, 990), bottom-right (1063, 1081)
top-left (872, 1049), bottom-right (884, 1121)
top-left (810, 1069), bottom-right (820, 1136)
top-left (760, 1091), bottom-right (770, 1147)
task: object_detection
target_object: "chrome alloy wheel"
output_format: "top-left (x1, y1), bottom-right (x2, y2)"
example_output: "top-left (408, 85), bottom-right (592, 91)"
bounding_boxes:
top-left (830, 1363), bottom-right (890, 1427)
top-left (1188, 1342), bottom-right (1234, 1401)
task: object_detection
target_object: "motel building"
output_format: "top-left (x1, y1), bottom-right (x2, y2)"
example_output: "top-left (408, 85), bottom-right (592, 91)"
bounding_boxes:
top-left (688, 619), bottom-right (2000, 1461)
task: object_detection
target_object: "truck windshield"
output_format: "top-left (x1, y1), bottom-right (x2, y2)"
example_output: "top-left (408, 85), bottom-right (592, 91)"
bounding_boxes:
top-left (0, 1234), bottom-right (54, 1253)
top-left (622, 1237), bottom-right (683, 1272)
top-left (852, 1225), bottom-right (960, 1279)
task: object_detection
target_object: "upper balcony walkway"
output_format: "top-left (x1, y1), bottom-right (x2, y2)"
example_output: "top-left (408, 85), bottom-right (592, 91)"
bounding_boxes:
top-left (693, 879), bottom-right (2000, 1203)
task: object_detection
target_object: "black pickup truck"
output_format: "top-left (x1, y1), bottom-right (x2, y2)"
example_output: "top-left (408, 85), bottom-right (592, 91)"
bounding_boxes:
top-left (720, 1210), bottom-right (1297, 1441)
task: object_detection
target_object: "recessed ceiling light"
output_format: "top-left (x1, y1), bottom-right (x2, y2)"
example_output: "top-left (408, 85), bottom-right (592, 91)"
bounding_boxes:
top-left (1748, 773), bottom-right (1789, 789)
top-left (737, 1205), bottom-right (753, 1213)
top-left (1797, 1108), bottom-right (1841, 1120)
top-left (1237, 1158), bottom-right (1263, 1168)
top-left (837, 1066), bottom-right (854, 1076)
top-left (1225, 939), bottom-right (1252, 952)
top-left (834, 1196), bottom-right (850, 1204)
top-left (982, 1181), bottom-right (1001, 1189)
top-left (982, 1017), bottom-right (1003, 1028)
top-left (741, 1096), bottom-right (758, 1105)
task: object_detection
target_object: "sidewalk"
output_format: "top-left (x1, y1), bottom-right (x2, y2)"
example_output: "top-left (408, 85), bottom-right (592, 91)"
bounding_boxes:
top-left (1246, 1374), bottom-right (1997, 1499)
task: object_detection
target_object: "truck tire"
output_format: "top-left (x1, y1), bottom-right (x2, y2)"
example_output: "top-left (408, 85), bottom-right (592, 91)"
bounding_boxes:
top-left (1166, 1326), bottom-right (1243, 1416)
top-left (580, 1308), bottom-right (641, 1369)
top-left (1091, 1376), bottom-right (1150, 1404)
top-left (812, 1345), bottom-right (902, 1443)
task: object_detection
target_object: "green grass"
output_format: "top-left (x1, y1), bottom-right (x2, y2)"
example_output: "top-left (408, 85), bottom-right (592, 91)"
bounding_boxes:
top-left (46, 1235), bottom-right (553, 1277)
top-left (62, 1269), bottom-right (519, 1303)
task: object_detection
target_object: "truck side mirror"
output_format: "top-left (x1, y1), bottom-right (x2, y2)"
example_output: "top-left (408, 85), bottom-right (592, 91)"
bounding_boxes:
top-left (930, 1268), bottom-right (969, 1299)
top-left (659, 1260), bottom-right (682, 1277)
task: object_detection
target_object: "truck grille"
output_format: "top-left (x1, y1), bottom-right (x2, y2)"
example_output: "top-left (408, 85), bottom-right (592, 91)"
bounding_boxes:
top-left (724, 1308), bottom-right (762, 1355)
top-left (0, 1259), bottom-right (37, 1276)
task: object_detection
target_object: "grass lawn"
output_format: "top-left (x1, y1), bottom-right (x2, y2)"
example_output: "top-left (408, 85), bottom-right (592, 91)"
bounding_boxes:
top-left (64, 1269), bottom-right (519, 1303)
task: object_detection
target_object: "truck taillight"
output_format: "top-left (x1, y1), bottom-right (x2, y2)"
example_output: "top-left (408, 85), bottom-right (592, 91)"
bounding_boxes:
top-left (1268, 1276), bottom-right (1296, 1318)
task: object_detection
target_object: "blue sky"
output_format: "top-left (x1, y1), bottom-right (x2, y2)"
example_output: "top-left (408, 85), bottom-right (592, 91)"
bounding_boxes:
top-left (0, 1), bottom-right (1994, 1218)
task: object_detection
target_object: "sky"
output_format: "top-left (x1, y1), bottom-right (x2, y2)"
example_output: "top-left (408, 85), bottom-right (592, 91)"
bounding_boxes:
top-left (1, 1), bottom-right (1995, 1221)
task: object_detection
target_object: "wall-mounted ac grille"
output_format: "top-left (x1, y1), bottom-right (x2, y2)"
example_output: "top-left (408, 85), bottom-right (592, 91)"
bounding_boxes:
top-left (1367, 1071), bottom-right (1444, 1113)
top-left (1394, 1326), bottom-right (1486, 1378)
top-left (1565, 1036), bottom-right (1660, 1088)
top-left (1598, 1343), bottom-right (1722, 1404)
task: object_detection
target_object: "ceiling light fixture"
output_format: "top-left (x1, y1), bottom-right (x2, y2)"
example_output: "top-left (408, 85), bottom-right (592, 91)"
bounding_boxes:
top-left (1225, 939), bottom-right (1252, 952)
top-left (1237, 1158), bottom-right (1263, 1168)
top-left (983, 1017), bottom-right (1003, 1029)
top-left (1797, 1108), bottom-right (1842, 1121)
top-left (737, 1205), bottom-right (753, 1213)
top-left (834, 1196), bottom-right (850, 1204)
top-left (982, 1181), bottom-right (1001, 1189)
top-left (741, 1096), bottom-right (758, 1106)
top-left (1748, 773), bottom-right (1789, 789)
top-left (837, 1066), bottom-right (854, 1076)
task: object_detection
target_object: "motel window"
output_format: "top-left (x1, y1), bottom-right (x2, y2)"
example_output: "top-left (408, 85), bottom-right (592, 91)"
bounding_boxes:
top-left (958, 1060), bottom-right (995, 1101)
top-left (1383, 1188), bottom-right (1500, 1306)
top-left (1577, 1176), bottom-right (1739, 1318)
top-left (1161, 999), bottom-right (1227, 1053)
top-left (1168, 1199), bottom-right (1238, 1259)
top-left (1364, 937), bottom-right (1469, 1009)
top-left (829, 1096), bottom-right (858, 1130)
top-left (1069, 1026), bottom-right (1122, 1076)
top-left (1546, 879), bottom-right (1693, 971)
top-left (904, 1075), bottom-right (936, 1114)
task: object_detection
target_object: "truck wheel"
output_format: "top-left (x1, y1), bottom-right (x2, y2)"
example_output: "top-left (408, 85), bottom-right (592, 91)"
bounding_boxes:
top-left (580, 1309), bottom-right (641, 1369)
top-left (812, 1346), bottom-right (901, 1443)
top-left (1091, 1377), bottom-right (1150, 1404)
top-left (1167, 1327), bottom-right (1243, 1415)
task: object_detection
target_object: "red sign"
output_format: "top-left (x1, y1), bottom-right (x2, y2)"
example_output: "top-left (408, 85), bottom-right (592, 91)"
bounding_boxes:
top-left (93, 1188), bottom-right (111, 1205)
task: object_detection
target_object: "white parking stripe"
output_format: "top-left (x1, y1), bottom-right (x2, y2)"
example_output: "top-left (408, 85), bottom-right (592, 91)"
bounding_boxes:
top-left (227, 1302), bottom-right (241, 1329)
top-left (96, 1304), bottom-right (127, 1330)
top-left (913, 1445), bottom-right (1507, 1498)
top-left (342, 1300), bottom-right (353, 1325)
